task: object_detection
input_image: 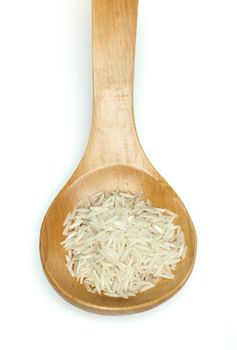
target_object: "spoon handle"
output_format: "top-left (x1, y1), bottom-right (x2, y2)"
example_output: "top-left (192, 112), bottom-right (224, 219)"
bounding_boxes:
top-left (93, 0), bottom-right (137, 111)
top-left (83, 0), bottom-right (144, 169)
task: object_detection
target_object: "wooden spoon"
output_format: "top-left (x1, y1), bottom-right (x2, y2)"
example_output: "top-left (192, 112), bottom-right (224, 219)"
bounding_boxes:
top-left (40, 0), bottom-right (197, 314)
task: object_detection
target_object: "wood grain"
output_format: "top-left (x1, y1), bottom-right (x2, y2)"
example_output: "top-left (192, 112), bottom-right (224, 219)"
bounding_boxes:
top-left (40, 0), bottom-right (197, 314)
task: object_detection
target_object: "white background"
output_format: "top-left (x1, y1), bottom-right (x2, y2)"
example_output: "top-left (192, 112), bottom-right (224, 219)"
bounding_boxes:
top-left (0, 0), bottom-right (236, 349)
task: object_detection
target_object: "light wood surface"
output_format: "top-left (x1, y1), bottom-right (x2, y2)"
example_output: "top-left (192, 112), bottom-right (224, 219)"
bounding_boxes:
top-left (40, 0), bottom-right (197, 314)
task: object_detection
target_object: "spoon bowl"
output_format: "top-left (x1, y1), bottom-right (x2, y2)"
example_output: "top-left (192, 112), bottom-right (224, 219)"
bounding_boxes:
top-left (40, 0), bottom-right (197, 314)
top-left (41, 165), bottom-right (196, 314)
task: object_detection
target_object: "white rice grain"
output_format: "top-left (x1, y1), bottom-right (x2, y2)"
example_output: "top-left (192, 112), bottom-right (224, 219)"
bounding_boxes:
top-left (61, 191), bottom-right (187, 298)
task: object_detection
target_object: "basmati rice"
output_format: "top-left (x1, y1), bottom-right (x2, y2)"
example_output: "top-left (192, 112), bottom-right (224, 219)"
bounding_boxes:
top-left (61, 191), bottom-right (187, 298)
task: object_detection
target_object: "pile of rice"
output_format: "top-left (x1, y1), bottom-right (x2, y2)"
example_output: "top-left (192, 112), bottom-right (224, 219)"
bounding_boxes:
top-left (61, 191), bottom-right (187, 298)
